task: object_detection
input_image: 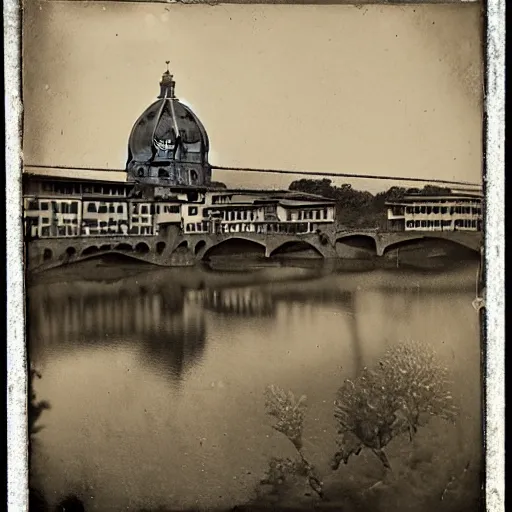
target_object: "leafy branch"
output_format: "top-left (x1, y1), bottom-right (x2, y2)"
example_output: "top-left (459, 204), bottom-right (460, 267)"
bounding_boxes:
top-left (332, 341), bottom-right (458, 471)
top-left (262, 385), bottom-right (324, 500)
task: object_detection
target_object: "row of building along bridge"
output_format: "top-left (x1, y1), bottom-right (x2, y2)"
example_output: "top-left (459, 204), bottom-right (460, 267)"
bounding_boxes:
top-left (23, 175), bottom-right (336, 239)
top-left (23, 175), bottom-right (483, 243)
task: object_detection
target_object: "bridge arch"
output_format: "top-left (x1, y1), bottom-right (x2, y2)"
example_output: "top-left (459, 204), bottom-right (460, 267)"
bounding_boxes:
top-left (100, 244), bottom-right (112, 251)
top-left (156, 241), bottom-right (166, 255)
top-left (194, 240), bottom-right (207, 256)
top-left (65, 247), bottom-right (77, 258)
top-left (269, 240), bottom-right (323, 259)
top-left (335, 233), bottom-right (378, 250)
top-left (114, 243), bottom-right (133, 252)
top-left (203, 237), bottom-right (267, 260)
top-left (81, 246), bottom-right (99, 257)
top-left (382, 235), bottom-right (481, 257)
top-left (135, 242), bottom-right (150, 254)
top-left (175, 240), bottom-right (189, 251)
top-left (335, 233), bottom-right (378, 258)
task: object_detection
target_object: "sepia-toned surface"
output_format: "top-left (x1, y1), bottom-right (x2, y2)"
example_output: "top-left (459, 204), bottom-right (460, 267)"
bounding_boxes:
top-left (19, 2), bottom-right (494, 512)
top-left (23, 2), bottom-right (483, 191)
top-left (29, 264), bottom-right (482, 511)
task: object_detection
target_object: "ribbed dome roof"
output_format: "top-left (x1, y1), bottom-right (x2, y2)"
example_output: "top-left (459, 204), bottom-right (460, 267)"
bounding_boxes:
top-left (126, 69), bottom-right (210, 173)
top-left (128, 98), bottom-right (209, 163)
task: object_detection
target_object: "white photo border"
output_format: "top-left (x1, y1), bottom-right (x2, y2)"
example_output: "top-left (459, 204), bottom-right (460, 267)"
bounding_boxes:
top-left (5, 1), bottom-right (504, 510)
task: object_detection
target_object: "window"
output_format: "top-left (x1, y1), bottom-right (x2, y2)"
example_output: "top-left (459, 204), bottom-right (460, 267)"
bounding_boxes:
top-left (142, 217), bottom-right (150, 224)
top-left (40, 202), bottom-right (49, 211)
top-left (164, 205), bottom-right (179, 214)
top-left (407, 221), bottom-right (414, 228)
top-left (61, 203), bottom-right (70, 214)
top-left (433, 207), bottom-right (439, 214)
top-left (421, 221), bottom-right (427, 228)
top-left (188, 206), bottom-right (198, 216)
top-left (41, 227), bottom-right (50, 237)
top-left (41, 217), bottom-right (49, 224)
top-left (434, 220), bottom-right (440, 227)
top-left (117, 205), bottom-right (124, 214)
top-left (132, 217), bottom-right (139, 223)
top-left (441, 207), bottom-right (448, 214)
top-left (87, 203), bottom-right (97, 213)
top-left (426, 207), bottom-right (432, 215)
top-left (323, 208), bottom-right (328, 219)
top-left (98, 205), bottom-right (108, 214)
top-left (414, 221), bottom-right (420, 228)
top-left (196, 223), bottom-right (202, 231)
top-left (286, 211), bottom-right (292, 221)
top-left (100, 221), bottom-right (107, 228)
top-left (71, 203), bottom-right (78, 214)
top-left (315, 210), bottom-right (321, 220)
top-left (420, 206), bottom-right (426, 214)
top-left (141, 205), bottom-right (148, 214)
top-left (236, 211), bottom-right (242, 221)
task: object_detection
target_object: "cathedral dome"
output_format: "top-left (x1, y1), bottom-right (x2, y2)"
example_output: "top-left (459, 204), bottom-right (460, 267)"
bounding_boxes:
top-left (126, 68), bottom-right (211, 187)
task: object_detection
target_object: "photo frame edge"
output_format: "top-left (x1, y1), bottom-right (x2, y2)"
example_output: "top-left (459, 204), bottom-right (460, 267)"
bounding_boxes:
top-left (5, 0), bottom-right (505, 510)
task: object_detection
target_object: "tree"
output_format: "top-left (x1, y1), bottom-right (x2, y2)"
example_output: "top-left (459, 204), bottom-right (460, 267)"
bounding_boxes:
top-left (288, 181), bottom-right (453, 229)
top-left (332, 341), bottom-right (458, 471)
top-left (261, 385), bottom-right (324, 500)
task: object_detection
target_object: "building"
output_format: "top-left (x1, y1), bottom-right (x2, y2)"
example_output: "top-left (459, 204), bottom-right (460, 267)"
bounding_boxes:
top-left (22, 174), bottom-right (336, 239)
top-left (126, 68), bottom-right (211, 187)
top-left (22, 67), bottom-right (337, 241)
top-left (386, 192), bottom-right (483, 232)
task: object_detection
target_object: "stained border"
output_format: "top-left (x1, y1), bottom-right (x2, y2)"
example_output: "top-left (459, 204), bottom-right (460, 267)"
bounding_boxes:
top-left (5, 1), bottom-right (504, 511)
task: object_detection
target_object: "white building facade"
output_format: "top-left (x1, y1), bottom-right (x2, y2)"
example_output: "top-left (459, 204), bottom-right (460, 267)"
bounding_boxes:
top-left (386, 193), bottom-right (483, 232)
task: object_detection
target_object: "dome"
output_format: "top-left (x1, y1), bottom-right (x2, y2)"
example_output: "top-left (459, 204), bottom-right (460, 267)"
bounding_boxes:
top-left (126, 69), bottom-right (211, 187)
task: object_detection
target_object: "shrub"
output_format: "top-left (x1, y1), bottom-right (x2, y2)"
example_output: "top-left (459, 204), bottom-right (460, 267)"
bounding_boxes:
top-left (332, 341), bottom-right (458, 471)
top-left (262, 385), bottom-right (324, 499)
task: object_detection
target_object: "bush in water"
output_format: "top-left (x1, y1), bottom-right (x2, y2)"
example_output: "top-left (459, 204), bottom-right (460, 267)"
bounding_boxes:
top-left (261, 385), bottom-right (324, 500)
top-left (260, 341), bottom-right (458, 504)
top-left (332, 341), bottom-right (458, 471)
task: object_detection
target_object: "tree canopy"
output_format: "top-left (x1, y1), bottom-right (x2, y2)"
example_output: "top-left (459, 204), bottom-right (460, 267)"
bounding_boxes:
top-left (288, 179), bottom-right (451, 228)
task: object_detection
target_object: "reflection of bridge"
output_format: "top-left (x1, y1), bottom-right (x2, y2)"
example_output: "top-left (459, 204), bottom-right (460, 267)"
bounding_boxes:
top-left (28, 285), bottom-right (206, 381)
top-left (27, 228), bottom-right (482, 273)
top-left (186, 288), bottom-right (276, 317)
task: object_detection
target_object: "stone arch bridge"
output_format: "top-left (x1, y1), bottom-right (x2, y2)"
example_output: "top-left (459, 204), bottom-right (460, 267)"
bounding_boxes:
top-left (27, 228), bottom-right (483, 273)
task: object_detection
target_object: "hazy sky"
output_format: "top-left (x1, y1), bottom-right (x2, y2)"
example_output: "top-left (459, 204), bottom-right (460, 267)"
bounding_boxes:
top-left (23, 2), bottom-right (483, 192)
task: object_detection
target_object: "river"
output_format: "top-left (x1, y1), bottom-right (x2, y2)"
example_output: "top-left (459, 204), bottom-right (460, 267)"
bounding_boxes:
top-left (28, 262), bottom-right (483, 512)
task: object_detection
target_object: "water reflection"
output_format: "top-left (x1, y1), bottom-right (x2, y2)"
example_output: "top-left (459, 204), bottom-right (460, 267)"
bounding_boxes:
top-left (28, 283), bottom-right (205, 383)
top-left (28, 264), bottom-right (481, 512)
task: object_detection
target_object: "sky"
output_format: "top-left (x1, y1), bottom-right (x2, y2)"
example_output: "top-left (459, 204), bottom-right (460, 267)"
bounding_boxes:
top-left (23, 1), bottom-right (483, 193)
